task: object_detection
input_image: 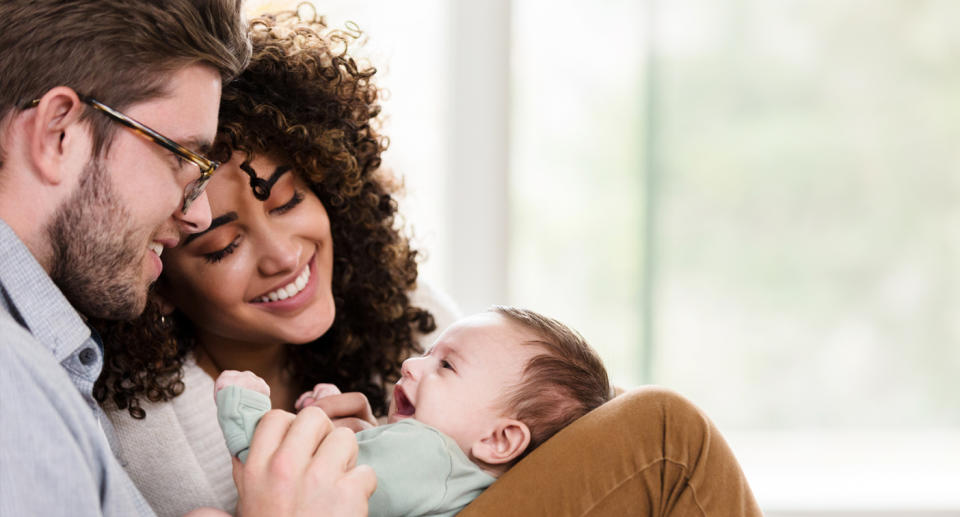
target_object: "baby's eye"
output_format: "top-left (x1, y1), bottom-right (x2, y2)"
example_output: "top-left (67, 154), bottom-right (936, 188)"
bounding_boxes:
top-left (440, 359), bottom-right (454, 370)
top-left (203, 238), bottom-right (240, 264)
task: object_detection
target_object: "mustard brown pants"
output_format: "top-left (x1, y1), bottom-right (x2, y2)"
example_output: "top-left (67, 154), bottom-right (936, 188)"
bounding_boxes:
top-left (458, 386), bottom-right (763, 516)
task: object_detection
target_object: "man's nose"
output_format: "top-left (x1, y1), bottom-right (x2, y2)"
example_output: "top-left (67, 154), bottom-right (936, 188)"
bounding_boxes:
top-left (175, 190), bottom-right (212, 233)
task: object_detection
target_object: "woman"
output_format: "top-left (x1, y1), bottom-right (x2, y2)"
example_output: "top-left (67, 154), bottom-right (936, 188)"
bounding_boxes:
top-left (94, 11), bottom-right (456, 516)
top-left (98, 10), bottom-right (762, 517)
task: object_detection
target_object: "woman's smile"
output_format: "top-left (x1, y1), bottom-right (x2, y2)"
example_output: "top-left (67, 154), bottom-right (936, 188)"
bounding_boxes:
top-left (251, 251), bottom-right (318, 309)
top-left (159, 152), bottom-right (337, 346)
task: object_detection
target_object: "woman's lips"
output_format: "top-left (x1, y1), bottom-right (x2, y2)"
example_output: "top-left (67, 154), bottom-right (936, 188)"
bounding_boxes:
top-left (254, 257), bottom-right (311, 302)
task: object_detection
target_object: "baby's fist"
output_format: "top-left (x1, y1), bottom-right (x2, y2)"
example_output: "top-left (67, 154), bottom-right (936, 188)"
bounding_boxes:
top-left (214, 370), bottom-right (270, 398)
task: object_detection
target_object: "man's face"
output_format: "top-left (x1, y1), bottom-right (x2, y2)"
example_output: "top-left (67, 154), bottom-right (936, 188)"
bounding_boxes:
top-left (388, 312), bottom-right (542, 455)
top-left (47, 65), bottom-right (221, 319)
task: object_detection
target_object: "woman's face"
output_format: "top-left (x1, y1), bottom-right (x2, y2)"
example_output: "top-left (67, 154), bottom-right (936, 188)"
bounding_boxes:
top-left (159, 152), bottom-right (336, 348)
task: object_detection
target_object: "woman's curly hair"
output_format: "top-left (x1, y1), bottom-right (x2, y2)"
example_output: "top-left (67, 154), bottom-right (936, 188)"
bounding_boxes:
top-left (93, 11), bottom-right (435, 419)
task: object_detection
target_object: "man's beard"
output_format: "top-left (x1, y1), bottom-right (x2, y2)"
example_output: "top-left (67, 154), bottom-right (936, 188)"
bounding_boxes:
top-left (47, 158), bottom-right (149, 320)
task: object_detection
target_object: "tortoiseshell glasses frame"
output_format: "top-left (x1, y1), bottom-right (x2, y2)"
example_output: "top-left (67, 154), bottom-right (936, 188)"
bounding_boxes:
top-left (25, 94), bottom-right (220, 213)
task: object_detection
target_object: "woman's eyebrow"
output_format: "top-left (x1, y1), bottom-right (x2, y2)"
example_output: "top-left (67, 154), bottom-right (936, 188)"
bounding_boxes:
top-left (240, 162), bottom-right (293, 200)
top-left (182, 212), bottom-right (238, 245)
top-left (266, 164), bottom-right (292, 183)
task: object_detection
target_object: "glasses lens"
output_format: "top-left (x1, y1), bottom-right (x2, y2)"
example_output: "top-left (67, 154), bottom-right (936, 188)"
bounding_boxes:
top-left (181, 174), bottom-right (213, 213)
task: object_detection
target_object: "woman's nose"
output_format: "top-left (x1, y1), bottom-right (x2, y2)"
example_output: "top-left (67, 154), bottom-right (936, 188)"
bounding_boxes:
top-left (257, 236), bottom-right (301, 277)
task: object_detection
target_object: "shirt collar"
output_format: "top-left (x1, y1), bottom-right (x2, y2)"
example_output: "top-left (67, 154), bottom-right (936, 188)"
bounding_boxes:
top-left (0, 219), bottom-right (90, 362)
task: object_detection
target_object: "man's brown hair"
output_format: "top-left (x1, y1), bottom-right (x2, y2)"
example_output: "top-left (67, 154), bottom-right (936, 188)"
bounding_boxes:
top-left (0, 0), bottom-right (251, 167)
top-left (493, 306), bottom-right (613, 459)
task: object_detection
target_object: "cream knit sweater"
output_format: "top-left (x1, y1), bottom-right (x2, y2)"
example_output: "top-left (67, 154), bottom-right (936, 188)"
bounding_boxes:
top-left (105, 283), bottom-right (459, 517)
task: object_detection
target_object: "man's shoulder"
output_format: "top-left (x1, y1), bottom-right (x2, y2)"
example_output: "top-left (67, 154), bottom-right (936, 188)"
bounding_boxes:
top-left (0, 311), bottom-right (89, 420)
top-left (0, 312), bottom-right (151, 516)
top-left (0, 311), bottom-right (54, 375)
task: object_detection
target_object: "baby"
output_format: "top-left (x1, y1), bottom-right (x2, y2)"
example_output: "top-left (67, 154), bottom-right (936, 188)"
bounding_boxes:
top-left (215, 306), bottom-right (612, 517)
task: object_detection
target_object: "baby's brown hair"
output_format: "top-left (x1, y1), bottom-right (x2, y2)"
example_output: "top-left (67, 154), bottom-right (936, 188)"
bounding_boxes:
top-left (492, 306), bottom-right (613, 460)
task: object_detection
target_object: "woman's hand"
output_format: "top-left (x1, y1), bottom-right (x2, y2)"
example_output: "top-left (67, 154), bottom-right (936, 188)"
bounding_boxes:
top-left (294, 383), bottom-right (377, 432)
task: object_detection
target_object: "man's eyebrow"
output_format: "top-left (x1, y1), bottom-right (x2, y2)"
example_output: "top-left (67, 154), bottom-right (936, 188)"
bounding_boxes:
top-left (182, 211), bottom-right (238, 245)
top-left (180, 138), bottom-right (213, 155)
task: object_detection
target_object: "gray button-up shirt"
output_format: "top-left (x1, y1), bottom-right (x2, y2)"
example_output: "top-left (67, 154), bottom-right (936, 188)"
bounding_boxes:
top-left (0, 219), bottom-right (154, 516)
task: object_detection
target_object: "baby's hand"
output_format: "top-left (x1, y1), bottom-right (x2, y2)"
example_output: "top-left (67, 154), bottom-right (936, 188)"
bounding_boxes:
top-left (294, 383), bottom-right (342, 411)
top-left (214, 370), bottom-right (271, 398)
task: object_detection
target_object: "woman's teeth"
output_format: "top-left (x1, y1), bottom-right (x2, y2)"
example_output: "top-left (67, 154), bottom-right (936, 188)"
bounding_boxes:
top-left (257, 266), bottom-right (311, 303)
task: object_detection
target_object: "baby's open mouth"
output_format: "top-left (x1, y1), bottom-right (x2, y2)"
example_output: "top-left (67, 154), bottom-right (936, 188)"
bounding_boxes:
top-left (393, 385), bottom-right (415, 417)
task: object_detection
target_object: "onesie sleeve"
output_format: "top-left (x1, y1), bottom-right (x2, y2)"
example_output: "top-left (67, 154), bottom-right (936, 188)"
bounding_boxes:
top-left (215, 385), bottom-right (272, 463)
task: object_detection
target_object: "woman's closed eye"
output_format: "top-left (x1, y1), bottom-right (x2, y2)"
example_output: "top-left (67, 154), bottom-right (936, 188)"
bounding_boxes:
top-left (203, 237), bottom-right (241, 264)
top-left (198, 190), bottom-right (304, 264)
top-left (271, 190), bottom-right (305, 215)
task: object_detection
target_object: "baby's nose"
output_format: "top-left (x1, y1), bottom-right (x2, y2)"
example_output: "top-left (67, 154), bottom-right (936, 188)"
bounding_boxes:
top-left (401, 356), bottom-right (428, 380)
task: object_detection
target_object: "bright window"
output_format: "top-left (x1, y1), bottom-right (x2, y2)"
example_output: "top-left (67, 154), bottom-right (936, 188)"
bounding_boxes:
top-left (250, 1), bottom-right (960, 513)
top-left (511, 0), bottom-right (960, 513)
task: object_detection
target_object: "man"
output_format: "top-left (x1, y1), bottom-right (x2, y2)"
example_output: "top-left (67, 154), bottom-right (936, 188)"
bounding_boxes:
top-left (0, 1), bottom-right (374, 515)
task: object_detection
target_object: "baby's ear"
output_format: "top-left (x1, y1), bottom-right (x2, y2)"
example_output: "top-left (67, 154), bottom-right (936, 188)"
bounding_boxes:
top-left (471, 418), bottom-right (531, 466)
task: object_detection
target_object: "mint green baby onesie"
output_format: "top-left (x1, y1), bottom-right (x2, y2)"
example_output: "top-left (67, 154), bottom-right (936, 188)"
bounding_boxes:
top-left (215, 385), bottom-right (495, 517)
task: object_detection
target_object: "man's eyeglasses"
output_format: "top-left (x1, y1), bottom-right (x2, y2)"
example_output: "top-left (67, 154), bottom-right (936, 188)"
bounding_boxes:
top-left (25, 95), bottom-right (220, 213)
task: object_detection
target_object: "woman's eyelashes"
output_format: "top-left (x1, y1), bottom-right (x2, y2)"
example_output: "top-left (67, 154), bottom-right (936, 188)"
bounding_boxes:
top-left (199, 191), bottom-right (305, 264)
top-left (203, 238), bottom-right (240, 264)
top-left (272, 190), bottom-right (305, 215)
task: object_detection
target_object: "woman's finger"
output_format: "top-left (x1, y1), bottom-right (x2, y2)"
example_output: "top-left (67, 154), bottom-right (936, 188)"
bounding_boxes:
top-left (295, 383), bottom-right (342, 411)
top-left (311, 383), bottom-right (341, 399)
top-left (308, 392), bottom-right (377, 426)
top-left (294, 392), bottom-right (313, 411)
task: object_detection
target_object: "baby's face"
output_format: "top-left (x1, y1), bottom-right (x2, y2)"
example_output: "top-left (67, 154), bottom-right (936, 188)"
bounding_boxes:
top-left (388, 312), bottom-right (541, 455)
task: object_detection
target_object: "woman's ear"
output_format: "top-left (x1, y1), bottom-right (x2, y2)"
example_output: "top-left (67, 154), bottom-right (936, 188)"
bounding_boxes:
top-left (150, 285), bottom-right (176, 316)
top-left (27, 87), bottom-right (89, 185)
top-left (471, 418), bottom-right (531, 466)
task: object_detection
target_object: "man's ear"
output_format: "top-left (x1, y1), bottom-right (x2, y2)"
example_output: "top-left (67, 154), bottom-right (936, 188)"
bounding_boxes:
top-left (28, 87), bottom-right (89, 185)
top-left (471, 418), bottom-right (531, 466)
